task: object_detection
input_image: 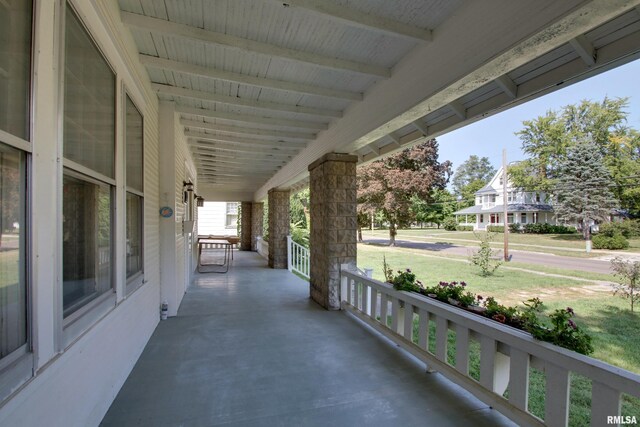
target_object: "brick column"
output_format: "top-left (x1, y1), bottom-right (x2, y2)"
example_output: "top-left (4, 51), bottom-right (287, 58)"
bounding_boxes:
top-left (250, 202), bottom-right (264, 251)
top-left (308, 153), bottom-right (358, 310)
top-left (268, 189), bottom-right (290, 268)
top-left (240, 202), bottom-right (252, 251)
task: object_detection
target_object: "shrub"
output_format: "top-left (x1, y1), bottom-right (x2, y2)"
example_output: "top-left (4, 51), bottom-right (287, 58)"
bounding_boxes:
top-left (443, 218), bottom-right (458, 231)
top-left (522, 223), bottom-right (576, 234)
top-left (486, 225), bottom-right (504, 233)
top-left (610, 256), bottom-right (640, 312)
top-left (469, 232), bottom-right (502, 276)
top-left (290, 221), bottom-right (309, 248)
top-left (509, 223), bottom-right (522, 233)
top-left (456, 225), bottom-right (473, 231)
top-left (593, 232), bottom-right (629, 250)
top-left (600, 220), bottom-right (640, 239)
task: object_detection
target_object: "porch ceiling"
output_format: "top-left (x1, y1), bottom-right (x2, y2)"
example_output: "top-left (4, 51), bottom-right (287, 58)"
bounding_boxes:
top-left (118, 0), bottom-right (640, 199)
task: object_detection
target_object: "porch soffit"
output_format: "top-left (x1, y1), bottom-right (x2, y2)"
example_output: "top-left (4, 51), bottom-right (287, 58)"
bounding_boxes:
top-left (116, 0), bottom-right (640, 199)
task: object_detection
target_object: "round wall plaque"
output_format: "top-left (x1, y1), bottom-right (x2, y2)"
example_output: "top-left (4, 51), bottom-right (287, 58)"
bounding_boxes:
top-left (159, 206), bottom-right (173, 218)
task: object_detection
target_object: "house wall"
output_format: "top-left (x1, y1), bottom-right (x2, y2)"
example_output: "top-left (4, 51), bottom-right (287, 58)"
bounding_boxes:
top-left (0, 1), bottom-right (189, 425)
top-left (197, 202), bottom-right (239, 236)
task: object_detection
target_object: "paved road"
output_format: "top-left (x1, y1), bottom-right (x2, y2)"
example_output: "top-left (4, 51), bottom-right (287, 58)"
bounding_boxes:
top-left (362, 238), bottom-right (615, 275)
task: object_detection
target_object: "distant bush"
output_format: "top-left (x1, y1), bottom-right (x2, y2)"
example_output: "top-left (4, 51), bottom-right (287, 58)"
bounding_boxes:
top-left (443, 218), bottom-right (458, 231)
top-left (509, 223), bottom-right (522, 233)
top-left (593, 232), bottom-right (629, 250)
top-left (599, 220), bottom-right (640, 239)
top-left (522, 223), bottom-right (576, 234)
top-left (486, 225), bottom-right (505, 233)
top-left (456, 225), bottom-right (473, 231)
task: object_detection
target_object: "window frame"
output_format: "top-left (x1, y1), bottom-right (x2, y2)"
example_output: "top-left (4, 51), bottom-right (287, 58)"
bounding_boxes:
top-left (225, 202), bottom-right (239, 229)
top-left (123, 91), bottom-right (144, 293)
top-left (0, 0), bottom-right (34, 401)
top-left (59, 1), bottom-right (117, 347)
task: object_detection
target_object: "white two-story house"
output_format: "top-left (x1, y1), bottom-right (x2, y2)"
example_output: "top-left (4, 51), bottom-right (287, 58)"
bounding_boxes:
top-left (453, 166), bottom-right (556, 230)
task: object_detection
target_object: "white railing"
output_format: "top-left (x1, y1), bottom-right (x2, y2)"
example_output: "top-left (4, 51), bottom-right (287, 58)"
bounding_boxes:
top-left (256, 236), bottom-right (269, 259)
top-left (340, 267), bottom-right (640, 427)
top-left (287, 235), bottom-right (310, 280)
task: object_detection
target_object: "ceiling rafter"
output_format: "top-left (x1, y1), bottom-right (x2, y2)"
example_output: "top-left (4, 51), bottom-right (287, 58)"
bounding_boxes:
top-left (267, 0), bottom-right (432, 43)
top-left (494, 74), bottom-right (518, 99)
top-left (141, 55), bottom-right (362, 102)
top-left (411, 120), bottom-right (429, 136)
top-left (175, 105), bottom-right (328, 130)
top-left (193, 150), bottom-right (290, 162)
top-left (196, 169), bottom-right (273, 177)
top-left (194, 156), bottom-right (286, 167)
top-left (180, 119), bottom-right (315, 142)
top-left (153, 83), bottom-right (342, 118)
top-left (189, 140), bottom-right (301, 156)
top-left (388, 133), bottom-right (402, 147)
top-left (122, 12), bottom-right (390, 78)
top-left (569, 34), bottom-right (597, 66)
top-left (448, 100), bottom-right (466, 120)
top-left (195, 163), bottom-right (279, 173)
top-left (183, 130), bottom-right (306, 149)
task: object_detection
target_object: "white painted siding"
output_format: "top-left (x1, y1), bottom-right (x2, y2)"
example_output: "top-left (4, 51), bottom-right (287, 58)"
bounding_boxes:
top-left (0, 1), bottom-right (164, 426)
top-left (197, 202), bottom-right (239, 236)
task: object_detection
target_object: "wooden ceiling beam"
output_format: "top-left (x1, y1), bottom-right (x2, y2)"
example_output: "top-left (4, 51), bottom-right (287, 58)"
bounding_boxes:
top-left (123, 12), bottom-right (390, 77)
top-left (153, 83), bottom-right (342, 118)
top-left (183, 130), bottom-right (305, 149)
top-left (141, 55), bottom-right (362, 101)
top-left (189, 140), bottom-right (300, 156)
top-left (267, 0), bottom-right (432, 44)
top-left (180, 119), bottom-right (315, 142)
top-left (494, 74), bottom-right (518, 99)
top-left (176, 105), bottom-right (328, 131)
top-left (569, 34), bottom-right (597, 66)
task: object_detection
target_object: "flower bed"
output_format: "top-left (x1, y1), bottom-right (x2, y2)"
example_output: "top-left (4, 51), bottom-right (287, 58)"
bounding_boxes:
top-left (382, 257), bottom-right (594, 355)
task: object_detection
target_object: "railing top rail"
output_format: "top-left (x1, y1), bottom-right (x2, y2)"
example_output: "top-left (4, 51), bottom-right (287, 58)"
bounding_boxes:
top-left (341, 269), bottom-right (640, 397)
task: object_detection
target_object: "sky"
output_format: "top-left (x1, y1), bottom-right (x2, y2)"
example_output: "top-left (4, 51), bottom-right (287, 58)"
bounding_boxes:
top-left (436, 58), bottom-right (640, 172)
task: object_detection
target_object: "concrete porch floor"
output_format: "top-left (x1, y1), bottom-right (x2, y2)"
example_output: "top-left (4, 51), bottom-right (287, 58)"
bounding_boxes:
top-left (101, 251), bottom-right (514, 426)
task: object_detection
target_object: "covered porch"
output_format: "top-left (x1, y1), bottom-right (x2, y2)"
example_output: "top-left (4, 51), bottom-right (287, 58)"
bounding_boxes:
top-left (102, 251), bottom-right (513, 426)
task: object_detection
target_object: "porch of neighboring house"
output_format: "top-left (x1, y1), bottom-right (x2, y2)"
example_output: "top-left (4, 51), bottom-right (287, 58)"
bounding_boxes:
top-left (101, 251), bottom-right (513, 426)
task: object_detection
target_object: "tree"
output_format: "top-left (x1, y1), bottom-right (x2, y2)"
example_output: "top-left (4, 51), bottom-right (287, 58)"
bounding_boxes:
top-left (357, 139), bottom-right (452, 245)
top-left (290, 188), bottom-right (310, 229)
top-left (411, 189), bottom-right (456, 228)
top-left (509, 98), bottom-right (640, 214)
top-left (452, 155), bottom-right (496, 206)
top-left (554, 140), bottom-right (618, 250)
top-left (610, 256), bottom-right (640, 313)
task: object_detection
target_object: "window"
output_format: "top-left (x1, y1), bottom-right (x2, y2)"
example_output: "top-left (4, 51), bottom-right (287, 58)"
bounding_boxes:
top-left (0, 0), bottom-right (32, 140)
top-left (0, 0), bottom-right (31, 373)
top-left (479, 214), bottom-right (484, 223)
top-left (226, 202), bottom-right (238, 228)
top-left (489, 194), bottom-right (496, 203)
top-left (62, 5), bottom-right (116, 318)
top-left (507, 213), bottom-right (514, 224)
top-left (521, 213), bottom-right (527, 224)
top-left (536, 193), bottom-right (541, 203)
top-left (0, 144), bottom-right (27, 359)
top-left (125, 95), bottom-right (143, 285)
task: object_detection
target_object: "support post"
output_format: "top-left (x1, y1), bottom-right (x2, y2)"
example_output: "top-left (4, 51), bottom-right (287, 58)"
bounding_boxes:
top-left (309, 153), bottom-right (358, 310)
top-left (268, 188), bottom-right (290, 268)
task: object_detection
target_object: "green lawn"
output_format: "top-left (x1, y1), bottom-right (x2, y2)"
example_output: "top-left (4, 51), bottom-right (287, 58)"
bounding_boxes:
top-left (358, 243), bottom-right (640, 425)
top-left (363, 228), bottom-right (640, 257)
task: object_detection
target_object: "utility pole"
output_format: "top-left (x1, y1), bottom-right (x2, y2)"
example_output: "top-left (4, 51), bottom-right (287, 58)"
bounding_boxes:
top-left (502, 149), bottom-right (509, 261)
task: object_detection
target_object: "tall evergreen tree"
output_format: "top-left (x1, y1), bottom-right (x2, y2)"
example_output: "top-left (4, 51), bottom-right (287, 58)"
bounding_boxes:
top-left (510, 97), bottom-right (640, 214)
top-left (554, 140), bottom-right (618, 250)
